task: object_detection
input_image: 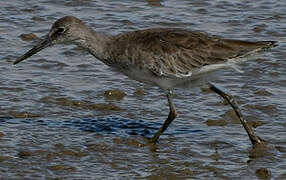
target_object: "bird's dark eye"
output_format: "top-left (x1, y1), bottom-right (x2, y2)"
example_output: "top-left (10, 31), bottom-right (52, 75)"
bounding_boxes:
top-left (57, 27), bottom-right (65, 33)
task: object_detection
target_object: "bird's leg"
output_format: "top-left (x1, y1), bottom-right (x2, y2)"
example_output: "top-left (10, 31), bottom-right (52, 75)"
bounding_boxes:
top-left (208, 82), bottom-right (263, 145)
top-left (149, 90), bottom-right (177, 143)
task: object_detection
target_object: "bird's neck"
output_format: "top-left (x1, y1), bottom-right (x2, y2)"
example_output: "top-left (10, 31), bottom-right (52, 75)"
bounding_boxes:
top-left (74, 27), bottom-right (111, 60)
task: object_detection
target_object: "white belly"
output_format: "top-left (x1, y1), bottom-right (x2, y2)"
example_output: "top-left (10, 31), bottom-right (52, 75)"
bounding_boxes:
top-left (110, 60), bottom-right (239, 90)
top-left (115, 66), bottom-right (218, 90)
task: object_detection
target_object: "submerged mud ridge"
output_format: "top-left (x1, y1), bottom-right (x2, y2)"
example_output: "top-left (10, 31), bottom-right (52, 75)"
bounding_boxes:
top-left (103, 89), bottom-right (126, 101)
top-left (256, 168), bottom-right (272, 179)
top-left (40, 96), bottom-right (122, 111)
top-left (19, 33), bottom-right (38, 41)
top-left (8, 111), bottom-right (40, 118)
top-left (206, 109), bottom-right (266, 128)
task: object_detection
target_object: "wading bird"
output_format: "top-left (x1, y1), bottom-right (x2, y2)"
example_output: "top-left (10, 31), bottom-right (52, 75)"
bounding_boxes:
top-left (14, 16), bottom-right (276, 145)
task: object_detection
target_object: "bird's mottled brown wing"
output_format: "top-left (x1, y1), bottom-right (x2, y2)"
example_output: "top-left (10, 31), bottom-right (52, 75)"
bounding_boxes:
top-left (107, 28), bottom-right (275, 77)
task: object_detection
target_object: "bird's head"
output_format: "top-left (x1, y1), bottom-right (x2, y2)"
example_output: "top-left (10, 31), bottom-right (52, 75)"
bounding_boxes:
top-left (14, 16), bottom-right (86, 65)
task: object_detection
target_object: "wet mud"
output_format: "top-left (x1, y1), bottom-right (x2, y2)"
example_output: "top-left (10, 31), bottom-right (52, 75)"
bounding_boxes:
top-left (103, 89), bottom-right (126, 101)
top-left (19, 33), bottom-right (38, 41)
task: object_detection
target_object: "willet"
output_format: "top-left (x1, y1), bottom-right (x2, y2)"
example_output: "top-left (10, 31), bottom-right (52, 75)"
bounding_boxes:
top-left (14, 16), bottom-right (276, 145)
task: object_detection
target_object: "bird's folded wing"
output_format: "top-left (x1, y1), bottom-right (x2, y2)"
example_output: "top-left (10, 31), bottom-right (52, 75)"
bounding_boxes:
top-left (108, 28), bottom-right (274, 78)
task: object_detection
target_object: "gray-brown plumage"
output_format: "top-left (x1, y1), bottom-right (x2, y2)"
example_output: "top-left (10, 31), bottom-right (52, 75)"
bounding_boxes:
top-left (108, 28), bottom-right (275, 76)
top-left (14, 16), bottom-right (276, 144)
top-left (103, 27), bottom-right (275, 89)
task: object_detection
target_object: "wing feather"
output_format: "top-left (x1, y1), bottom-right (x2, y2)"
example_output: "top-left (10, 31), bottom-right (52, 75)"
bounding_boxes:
top-left (106, 28), bottom-right (274, 78)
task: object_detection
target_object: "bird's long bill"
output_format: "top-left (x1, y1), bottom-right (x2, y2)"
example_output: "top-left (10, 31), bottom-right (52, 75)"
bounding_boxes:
top-left (13, 37), bottom-right (52, 65)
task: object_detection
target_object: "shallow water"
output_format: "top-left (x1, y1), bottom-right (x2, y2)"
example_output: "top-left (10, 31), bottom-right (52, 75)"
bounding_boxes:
top-left (0, 0), bottom-right (286, 179)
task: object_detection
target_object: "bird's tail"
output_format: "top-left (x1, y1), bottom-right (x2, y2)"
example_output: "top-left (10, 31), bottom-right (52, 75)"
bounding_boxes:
top-left (226, 40), bottom-right (277, 72)
top-left (256, 41), bottom-right (278, 50)
top-left (227, 40), bottom-right (277, 64)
